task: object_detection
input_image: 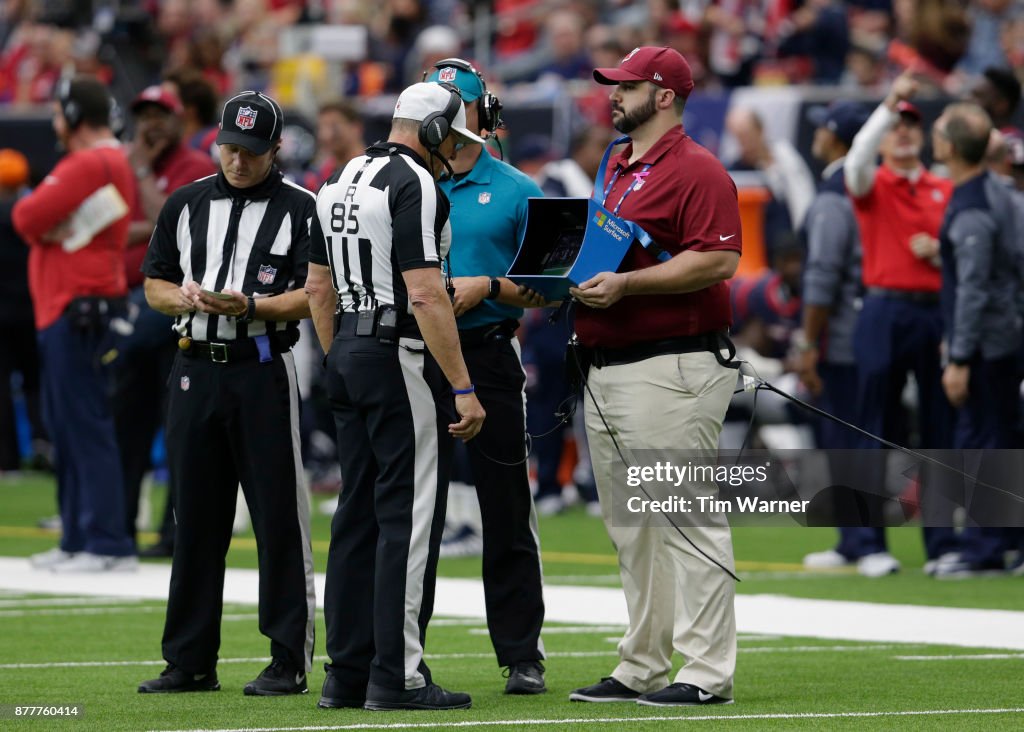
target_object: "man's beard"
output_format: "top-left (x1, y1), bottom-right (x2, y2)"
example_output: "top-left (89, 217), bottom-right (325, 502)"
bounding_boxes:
top-left (612, 89), bottom-right (657, 135)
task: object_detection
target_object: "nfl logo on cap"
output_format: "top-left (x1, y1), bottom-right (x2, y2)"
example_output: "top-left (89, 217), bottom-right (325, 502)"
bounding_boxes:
top-left (439, 67), bottom-right (457, 83)
top-left (235, 106), bottom-right (258, 130)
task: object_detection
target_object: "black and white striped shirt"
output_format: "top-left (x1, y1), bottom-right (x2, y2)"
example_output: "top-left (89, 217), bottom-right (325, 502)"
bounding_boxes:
top-left (309, 143), bottom-right (451, 313)
top-left (143, 169), bottom-right (316, 342)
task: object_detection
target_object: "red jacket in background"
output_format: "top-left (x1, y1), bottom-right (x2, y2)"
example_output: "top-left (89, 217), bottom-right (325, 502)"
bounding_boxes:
top-left (12, 142), bottom-right (136, 330)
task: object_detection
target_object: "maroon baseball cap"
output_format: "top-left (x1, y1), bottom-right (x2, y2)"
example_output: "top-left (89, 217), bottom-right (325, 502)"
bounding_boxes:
top-left (131, 85), bottom-right (183, 116)
top-left (895, 100), bottom-right (921, 123)
top-left (594, 46), bottom-right (695, 98)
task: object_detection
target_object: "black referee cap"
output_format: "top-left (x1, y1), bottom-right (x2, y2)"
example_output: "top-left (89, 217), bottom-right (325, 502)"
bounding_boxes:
top-left (216, 91), bottom-right (283, 155)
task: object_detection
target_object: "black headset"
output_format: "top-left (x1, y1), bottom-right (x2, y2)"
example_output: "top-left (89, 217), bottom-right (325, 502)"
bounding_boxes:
top-left (57, 76), bottom-right (117, 132)
top-left (57, 77), bottom-right (81, 129)
top-left (419, 82), bottom-right (462, 150)
top-left (427, 58), bottom-right (504, 135)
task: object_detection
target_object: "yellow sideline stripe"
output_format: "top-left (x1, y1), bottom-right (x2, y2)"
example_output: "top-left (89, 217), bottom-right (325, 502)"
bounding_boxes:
top-left (1, 525), bottom-right (816, 571)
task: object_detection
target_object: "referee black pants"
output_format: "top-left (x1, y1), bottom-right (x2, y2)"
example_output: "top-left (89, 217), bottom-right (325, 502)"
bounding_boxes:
top-left (462, 335), bottom-right (546, 667)
top-left (161, 350), bottom-right (315, 675)
top-left (323, 334), bottom-right (453, 693)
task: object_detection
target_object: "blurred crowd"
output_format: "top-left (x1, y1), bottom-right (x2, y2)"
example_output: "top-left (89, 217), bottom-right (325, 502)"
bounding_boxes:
top-left (2, 0), bottom-right (1024, 579)
top-left (2, 1), bottom-right (1024, 119)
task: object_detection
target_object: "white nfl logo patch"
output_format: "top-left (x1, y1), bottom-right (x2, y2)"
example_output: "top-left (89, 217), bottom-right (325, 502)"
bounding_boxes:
top-left (478, 192), bottom-right (491, 204)
top-left (258, 264), bottom-right (277, 284)
top-left (439, 67), bottom-right (457, 83)
top-left (235, 106), bottom-right (257, 130)
top-left (180, 376), bottom-right (190, 391)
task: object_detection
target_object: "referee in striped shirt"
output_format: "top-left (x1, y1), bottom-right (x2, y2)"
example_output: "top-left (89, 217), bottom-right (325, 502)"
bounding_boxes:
top-left (306, 82), bottom-right (485, 711)
top-left (138, 92), bottom-right (317, 697)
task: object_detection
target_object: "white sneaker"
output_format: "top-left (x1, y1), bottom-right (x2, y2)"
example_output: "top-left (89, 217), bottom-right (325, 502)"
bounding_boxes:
top-left (50, 552), bottom-right (138, 573)
top-left (318, 496), bottom-right (339, 516)
top-left (585, 501), bottom-right (603, 518)
top-left (803, 549), bottom-right (853, 569)
top-left (535, 495), bottom-right (565, 516)
top-left (438, 527), bottom-right (483, 558)
top-left (30, 548), bottom-right (76, 568)
top-left (857, 552), bottom-right (900, 577)
top-left (923, 552), bottom-right (960, 576)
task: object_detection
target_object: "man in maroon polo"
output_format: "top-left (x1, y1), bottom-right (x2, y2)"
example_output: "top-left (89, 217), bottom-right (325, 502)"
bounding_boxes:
top-left (566, 46), bottom-right (742, 708)
top-left (118, 84), bottom-right (217, 557)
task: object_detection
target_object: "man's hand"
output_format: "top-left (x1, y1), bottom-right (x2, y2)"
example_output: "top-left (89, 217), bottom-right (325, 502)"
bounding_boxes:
top-left (185, 281), bottom-right (248, 317)
top-left (129, 131), bottom-right (172, 172)
top-left (885, 68), bottom-right (919, 109)
top-left (451, 276), bottom-right (489, 317)
top-left (516, 284), bottom-right (548, 308)
top-left (942, 363), bottom-right (970, 408)
top-left (796, 346), bottom-right (823, 397)
top-left (569, 272), bottom-right (628, 309)
top-left (909, 232), bottom-right (940, 265)
top-left (450, 393), bottom-right (486, 442)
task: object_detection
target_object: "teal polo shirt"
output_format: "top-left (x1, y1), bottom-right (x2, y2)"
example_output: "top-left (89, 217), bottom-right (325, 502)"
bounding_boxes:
top-left (439, 150), bottom-right (544, 330)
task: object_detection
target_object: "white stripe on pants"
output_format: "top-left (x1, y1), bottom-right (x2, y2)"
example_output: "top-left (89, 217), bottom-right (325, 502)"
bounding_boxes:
top-left (584, 350), bottom-right (737, 698)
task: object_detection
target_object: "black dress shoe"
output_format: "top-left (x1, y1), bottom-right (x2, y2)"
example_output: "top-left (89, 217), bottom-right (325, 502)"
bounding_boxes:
top-left (364, 682), bottom-right (471, 710)
top-left (317, 664), bottom-right (365, 708)
top-left (243, 658), bottom-right (308, 696)
top-left (139, 542), bottom-right (174, 558)
top-left (568, 676), bottom-right (640, 702)
top-left (138, 665), bottom-right (219, 693)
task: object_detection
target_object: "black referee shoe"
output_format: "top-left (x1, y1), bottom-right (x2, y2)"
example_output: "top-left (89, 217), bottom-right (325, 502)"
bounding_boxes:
top-left (636, 683), bottom-right (733, 707)
top-left (317, 665), bottom-right (365, 709)
top-left (364, 682), bottom-right (471, 710)
top-left (504, 661), bottom-right (546, 694)
top-left (138, 665), bottom-right (219, 693)
top-left (243, 659), bottom-right (308, 696)
top-left (568, 676), bottom-right (640, 703)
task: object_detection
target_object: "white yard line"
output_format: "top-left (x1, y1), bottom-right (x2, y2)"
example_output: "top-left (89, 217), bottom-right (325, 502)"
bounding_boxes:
top-left (146, 707), bottom-right (1024, 732)
top-left (896, 653), bottom-right (1024, 661)
top-left (0, 595), bottom-right (130, 608)
top-left (0, 606), bottom-right (166, 617)
top-left (1, 557), bottom-right (1022, 650)
top-left (469, 625), bottom-right (624, 635)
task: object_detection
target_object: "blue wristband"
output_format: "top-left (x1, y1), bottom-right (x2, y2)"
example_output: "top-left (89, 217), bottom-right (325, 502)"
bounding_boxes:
top-left (452, 384), bottom-right (475, 395)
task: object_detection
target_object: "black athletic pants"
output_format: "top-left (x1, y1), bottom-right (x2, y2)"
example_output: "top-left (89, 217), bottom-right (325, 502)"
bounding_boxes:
top-left (323, 333), bottom-right (452, 693)
top-left (461, 334), bottom-right (545, 667)
top-left (161, 349), bottom-right (315, 675)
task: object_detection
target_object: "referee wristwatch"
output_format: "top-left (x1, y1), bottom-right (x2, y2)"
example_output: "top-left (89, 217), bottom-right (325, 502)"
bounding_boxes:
top-left (237, 295), bottom-right (256, 324)
top-left (486, 277), bottom-right (501, 300)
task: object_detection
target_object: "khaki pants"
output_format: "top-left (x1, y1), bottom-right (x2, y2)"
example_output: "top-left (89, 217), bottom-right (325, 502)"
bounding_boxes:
top-left (584, 350), bottom-right (737, 698)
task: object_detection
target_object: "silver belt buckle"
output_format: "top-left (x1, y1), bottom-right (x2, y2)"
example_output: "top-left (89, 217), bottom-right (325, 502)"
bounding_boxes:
top-left (209, 342), bottom-right (229, 363)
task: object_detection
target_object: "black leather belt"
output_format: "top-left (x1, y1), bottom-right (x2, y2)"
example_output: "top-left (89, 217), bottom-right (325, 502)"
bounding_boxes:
top-left (179, 334), bottom-right (294, 363)
top-left (335, 309), bottom-right (420, 339)
top-left (591, 332), bottom-right (725, 369)
top-left (865, 287), bottom-right (940, 304)
top-left (458, 319), bottom-right (518, 346)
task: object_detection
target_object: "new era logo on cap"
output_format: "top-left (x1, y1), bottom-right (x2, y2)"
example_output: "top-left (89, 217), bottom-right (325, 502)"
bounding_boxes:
top-left (216, 91), bottom-right (283, 155)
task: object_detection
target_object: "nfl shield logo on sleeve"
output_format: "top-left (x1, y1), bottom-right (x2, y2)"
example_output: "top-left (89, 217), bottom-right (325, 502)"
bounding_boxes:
top-left (235, 106), bottom-right (258, 130)
top-left (257, 264), bottom-right (278, 284)
top-left (180, 376), bottom-right (190, 391)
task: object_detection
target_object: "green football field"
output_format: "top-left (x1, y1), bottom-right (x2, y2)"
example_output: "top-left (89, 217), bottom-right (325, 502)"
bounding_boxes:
top-left (1, 474), bottom-right (1022, 731)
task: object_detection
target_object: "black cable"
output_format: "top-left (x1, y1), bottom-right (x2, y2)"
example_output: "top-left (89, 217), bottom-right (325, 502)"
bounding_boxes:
top-left (756, 380), bottom-right (1024, 505)
top-left (467, 393), bottom-right (577, 467)
top-left (576, 346), bottom-right (742, 583)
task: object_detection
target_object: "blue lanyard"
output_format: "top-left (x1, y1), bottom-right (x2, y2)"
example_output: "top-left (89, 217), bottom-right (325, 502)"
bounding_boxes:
top-left (591, 136), bottom-right (671, 263)
top-left (602, 163), bottom-right (652, 216)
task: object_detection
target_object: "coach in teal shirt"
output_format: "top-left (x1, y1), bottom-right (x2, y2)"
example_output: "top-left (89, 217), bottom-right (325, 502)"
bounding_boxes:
top-left (426, 59), bottom-right (549, 697)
